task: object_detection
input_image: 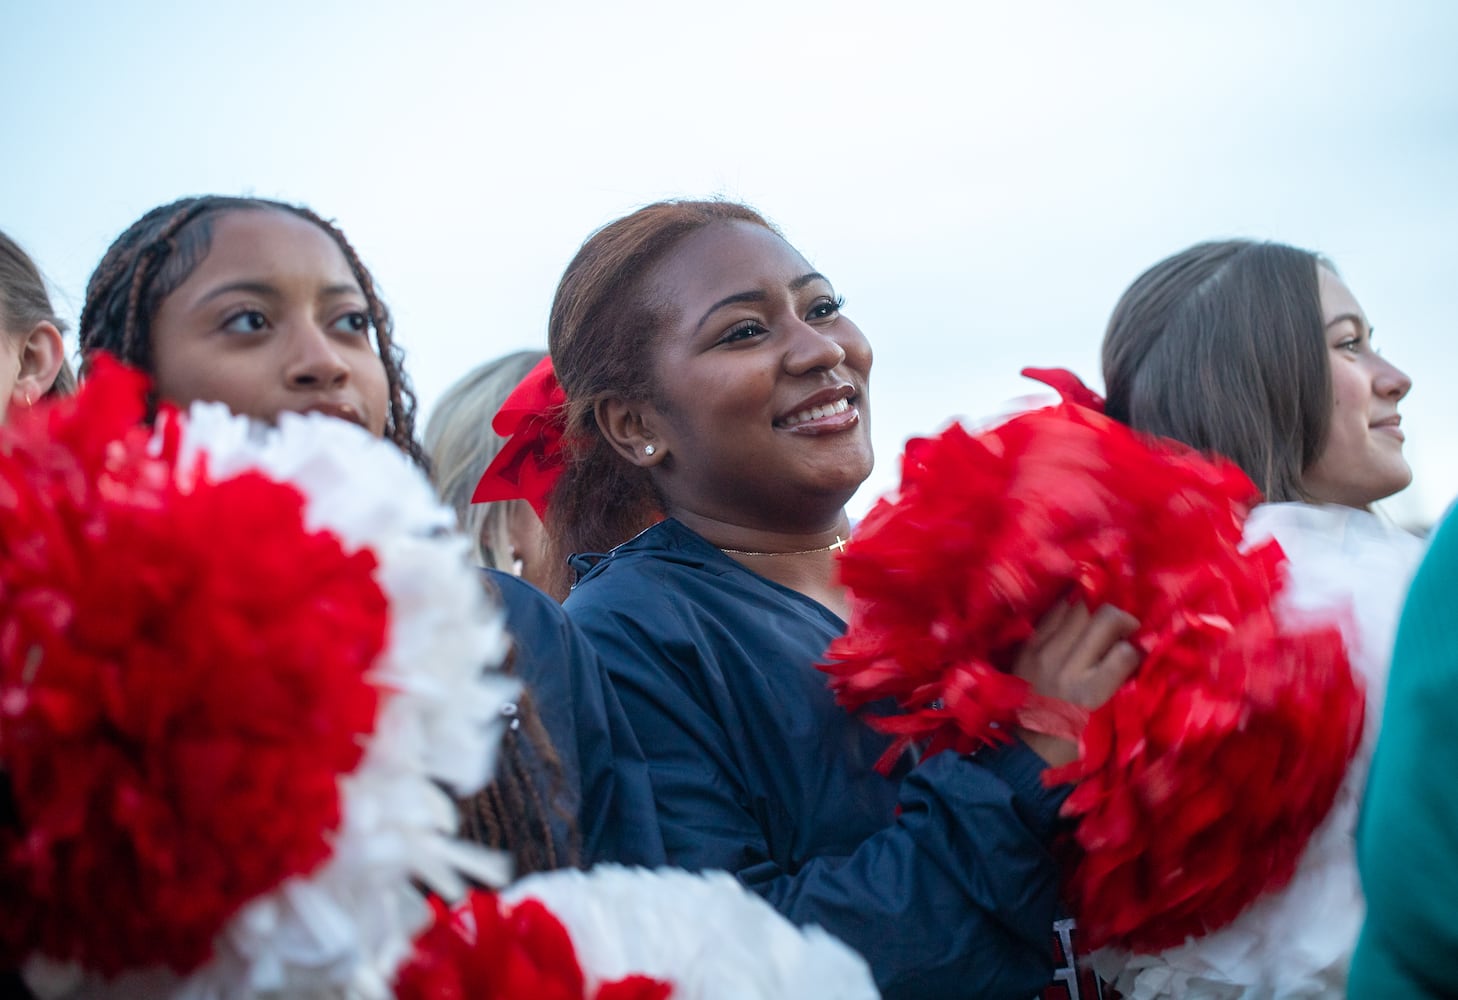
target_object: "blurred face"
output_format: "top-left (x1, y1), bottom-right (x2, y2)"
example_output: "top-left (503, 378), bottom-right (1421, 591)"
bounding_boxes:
top-left (642, 220), bottom-right (873, 529)
top-left (506, 499), bottom-right (550, 591)
top-left (150, 209), bottom-right (390, 435)
top-left (1301, 267), bottom-right (1413, 508)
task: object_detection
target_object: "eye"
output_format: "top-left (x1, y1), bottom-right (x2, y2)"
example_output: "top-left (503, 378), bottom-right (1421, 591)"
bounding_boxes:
top-left (807, 295), bottom-right (846, 322)
top-left (717, 320), bottom-right (768, 346)
top-left (331, 311), bottom-right (370, 335)
top-left (222, 310), bottom-right (268, 334)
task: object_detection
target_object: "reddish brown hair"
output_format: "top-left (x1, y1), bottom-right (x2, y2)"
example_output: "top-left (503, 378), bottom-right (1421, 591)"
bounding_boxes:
top-left (545, 199), bottom-right (774, 596)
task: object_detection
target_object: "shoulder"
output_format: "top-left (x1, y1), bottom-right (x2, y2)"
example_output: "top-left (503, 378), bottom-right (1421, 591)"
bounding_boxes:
top-left (566, 520), bottom-right (741, 623)
top-left (1245, 502), bottom-right (1425, 605)
top-left (1245, 502), bottom-right (1424, 565)
top-left (1414, 507), bottom-right (1458, 579)
top-left (485, 569), bottom-right (590, 672)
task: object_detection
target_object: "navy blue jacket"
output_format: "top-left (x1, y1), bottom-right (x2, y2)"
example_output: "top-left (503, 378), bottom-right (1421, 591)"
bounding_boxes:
top-left (564, 520), bottom-right (1070, 1000)
top-left (484, 569), bottom-right (663, 867)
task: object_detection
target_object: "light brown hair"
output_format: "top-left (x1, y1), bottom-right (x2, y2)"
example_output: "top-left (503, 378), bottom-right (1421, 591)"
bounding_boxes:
top-left (1102, 240), bottom-right (1332, 501)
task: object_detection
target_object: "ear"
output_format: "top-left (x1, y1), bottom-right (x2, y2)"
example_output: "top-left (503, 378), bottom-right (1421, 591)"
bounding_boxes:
top-left (595, 396), bottom-right (669, 467)
top-left (11, 320), bottom-right (66, 407)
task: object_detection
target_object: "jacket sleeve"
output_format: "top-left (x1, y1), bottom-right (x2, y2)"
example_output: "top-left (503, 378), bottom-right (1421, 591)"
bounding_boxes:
top-left (574, 596), bottom-right (1068, 1000)
top-left (1352, 515), bottom-right (1458, 997)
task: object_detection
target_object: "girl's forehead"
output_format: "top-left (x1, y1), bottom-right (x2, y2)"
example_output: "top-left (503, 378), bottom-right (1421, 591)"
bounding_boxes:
top-left (1317, 266), bottom-right (1364, 327)
top-left (180, 209), bottom-right (360, 288)
top-left (649, 222), bottom-right (810, 304)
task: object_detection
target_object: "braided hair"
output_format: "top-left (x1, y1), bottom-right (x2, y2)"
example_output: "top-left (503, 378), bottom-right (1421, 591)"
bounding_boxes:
top-left (77, 195), bottom-right (570, 875)
top-left (456, 685), bottom-right (577, 876)
top-left (77, 195), bottom-right (427, 469)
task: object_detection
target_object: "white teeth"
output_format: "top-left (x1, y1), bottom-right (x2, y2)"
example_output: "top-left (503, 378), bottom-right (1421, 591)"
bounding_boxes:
top-left (781, 397), bottom-right (851, 427)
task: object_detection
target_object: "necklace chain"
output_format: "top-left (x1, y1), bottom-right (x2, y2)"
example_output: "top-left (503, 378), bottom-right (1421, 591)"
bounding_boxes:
top-left (719, 535), bottom-right (849, 557)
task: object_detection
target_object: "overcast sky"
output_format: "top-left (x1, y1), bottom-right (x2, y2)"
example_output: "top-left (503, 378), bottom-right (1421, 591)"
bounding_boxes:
top-left (4, 0), bottom-right (1455, 525)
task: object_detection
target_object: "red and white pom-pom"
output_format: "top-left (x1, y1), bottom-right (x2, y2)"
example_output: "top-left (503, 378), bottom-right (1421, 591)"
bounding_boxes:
top-left (394, 885), bottom-right (672, 1000)
top-left (1093, 502), bottom-right (1426, 998)
top-left (820, 377), bottom-right (1364, 953)
top-left (395, 866), bottom-right (878, 1000)
top-left (0, 359), bottom-right (518, 999)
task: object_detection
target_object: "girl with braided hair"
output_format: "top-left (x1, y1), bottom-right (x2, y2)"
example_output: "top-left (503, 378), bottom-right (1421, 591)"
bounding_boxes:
top-left (77, 196), bottom-right (424, 466)
top-left (75, 195), bottom-right (570, 878)
top-left (0, 229), bottom-right (74, 422)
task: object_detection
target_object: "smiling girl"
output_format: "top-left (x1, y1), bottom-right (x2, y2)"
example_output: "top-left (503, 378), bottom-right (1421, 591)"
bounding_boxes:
top-left (533, 200), bottom-right (1140, 1000)
top-left (1095, 239), bottom-right (1425, 997)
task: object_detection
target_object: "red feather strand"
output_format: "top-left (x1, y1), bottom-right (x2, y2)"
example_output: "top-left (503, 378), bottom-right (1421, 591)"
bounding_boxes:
top-left (395, 890), bottom-right (674, 1000)
top-left (0, 358), bottom-right (387, 975)
top-left (821, 373), bottom-right (1364, 951)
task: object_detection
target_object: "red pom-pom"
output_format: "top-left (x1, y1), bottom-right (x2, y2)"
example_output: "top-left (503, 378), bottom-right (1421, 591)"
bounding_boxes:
top-left (0, 358), bottom-right (387, 975)
top-left (396, 890), bottom-right (674, 1000)
top-left (821, 376), bottom-right (1364, 951)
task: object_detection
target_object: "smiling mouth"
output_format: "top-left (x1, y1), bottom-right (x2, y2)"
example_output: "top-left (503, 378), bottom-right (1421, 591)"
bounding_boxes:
top-left (1371, 414), bottom-right (1403, 439)
top-left (777, 398), bottom-right (853, 428)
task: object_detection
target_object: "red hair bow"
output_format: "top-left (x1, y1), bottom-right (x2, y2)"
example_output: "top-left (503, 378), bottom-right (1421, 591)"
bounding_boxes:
top-left (472, 356), bottom-right (568, 520)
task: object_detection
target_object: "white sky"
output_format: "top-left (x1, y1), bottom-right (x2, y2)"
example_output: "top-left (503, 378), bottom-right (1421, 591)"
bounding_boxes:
top-left (4, 0), bottom-right (1455, 525)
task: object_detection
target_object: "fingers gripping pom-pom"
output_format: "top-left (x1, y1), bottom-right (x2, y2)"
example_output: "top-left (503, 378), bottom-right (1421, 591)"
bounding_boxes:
top-left (821, 369), bottom-right (1364, 951)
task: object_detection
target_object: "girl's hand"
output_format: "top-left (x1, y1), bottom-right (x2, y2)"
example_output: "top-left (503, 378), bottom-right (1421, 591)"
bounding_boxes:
top-left (1012, 599), bottom-right (1139, 766)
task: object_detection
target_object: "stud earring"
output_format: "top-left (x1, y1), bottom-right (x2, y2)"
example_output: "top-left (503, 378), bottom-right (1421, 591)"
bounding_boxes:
top-left (644, 444), bottom-right (656, 456)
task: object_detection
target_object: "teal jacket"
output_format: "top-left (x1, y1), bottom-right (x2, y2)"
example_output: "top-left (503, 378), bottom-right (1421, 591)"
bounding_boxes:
top-left (1353, 513), bottom-right (1456, 996)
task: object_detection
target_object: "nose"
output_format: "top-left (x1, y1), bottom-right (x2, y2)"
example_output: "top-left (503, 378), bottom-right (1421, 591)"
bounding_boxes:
top-left (285, 322), bottom-right (350, 389)
top-left (1375, 355), bottom-right (1412, 401)
top-left (783, 318), bottom-right (848, 376)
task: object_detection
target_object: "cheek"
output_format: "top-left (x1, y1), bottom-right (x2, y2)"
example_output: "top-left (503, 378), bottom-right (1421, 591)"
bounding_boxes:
top-left (360, 355), bottom-right (391, 436)
top-left (840, 323), bottom-right (873, 374)
top-left (149, 338), bottom-right (209, 407)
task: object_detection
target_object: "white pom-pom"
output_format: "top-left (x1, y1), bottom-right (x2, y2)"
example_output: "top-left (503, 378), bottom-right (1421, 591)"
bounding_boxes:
top-left (503, 866), bottom-right (880, 1000)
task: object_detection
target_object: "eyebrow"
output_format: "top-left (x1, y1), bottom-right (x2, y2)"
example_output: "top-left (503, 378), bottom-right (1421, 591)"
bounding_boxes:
top-left (198, 280), bottom-right (362, 306)
top-left (1324, 312), bottom-right (1367, 331)
top-left (693, 272), bottom-right (829, 333)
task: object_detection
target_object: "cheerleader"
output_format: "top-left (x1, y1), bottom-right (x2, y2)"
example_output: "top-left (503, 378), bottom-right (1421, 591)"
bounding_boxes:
top-left (527, 199), bottom-right (1140, 1000)
top-left (1095, 240), bottom-right (1424, 997)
